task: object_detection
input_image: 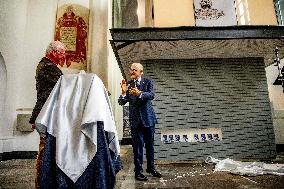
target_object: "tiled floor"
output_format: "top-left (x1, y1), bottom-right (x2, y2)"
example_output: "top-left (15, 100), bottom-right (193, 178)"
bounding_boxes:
top-left (0, 145), bottom-right (284, 189)
top-left (115, 146), bottom-right (284, 189)
top-left (0, 159), bottom-right (35, 189)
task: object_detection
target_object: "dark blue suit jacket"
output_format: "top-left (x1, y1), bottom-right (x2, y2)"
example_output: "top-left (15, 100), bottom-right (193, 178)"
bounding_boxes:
top-left (118, 77), bottom-right (158, 128)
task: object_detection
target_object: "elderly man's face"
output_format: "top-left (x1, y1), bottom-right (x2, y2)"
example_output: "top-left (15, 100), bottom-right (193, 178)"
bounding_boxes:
top-left (52, 47), bottom-right (66, 66)
top-left (129, 64), bottom-right (143, 80)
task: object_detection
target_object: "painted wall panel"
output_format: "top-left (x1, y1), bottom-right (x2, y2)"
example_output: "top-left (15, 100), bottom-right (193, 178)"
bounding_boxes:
top-left (247, 0), bottom-right (277, 25)
top-left (154, 0), bottom-right (195, 27)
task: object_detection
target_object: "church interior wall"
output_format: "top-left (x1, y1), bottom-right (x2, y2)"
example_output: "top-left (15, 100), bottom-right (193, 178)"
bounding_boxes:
top-left (147, 0), bottom-right (278, 27)
top-left (88, 0), bottom-right (109, 87)
top-left (266, 60), bottom-right (284, 145)
top-left (153, 0), bottom-right (195, 27)
top-left (0, 0), bottom-right (64, 153)
top-left (0, 53), bottom-right (7, 138)
top-left (87, 0), bottom-right (124, 140)
top-left (247, 0), bottom-right (277, 25)
top-left (0, 52), bottom-right (8, 154)
top-left (107, 1), bottom-right (124, 140)
top-left (13, 0), bottom-right (59, 152)
top-left (0, 0), bottom-right (283, 157)
top-left (0, 0), bottom-right (124, 155)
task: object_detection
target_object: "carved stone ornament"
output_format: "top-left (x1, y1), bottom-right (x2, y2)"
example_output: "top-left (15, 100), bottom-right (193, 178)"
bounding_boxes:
top-left (195, 0), bottom-right (225, 20)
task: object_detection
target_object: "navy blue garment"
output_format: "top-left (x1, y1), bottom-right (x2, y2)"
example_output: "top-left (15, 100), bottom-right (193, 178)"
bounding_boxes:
top-left (118, 77), bottom-right (157, 175)
top-left (131, 121), bottom-right (155, 173)
top-left (40, 121), bottom-right (122, 189)
top-left (118, 77), bottom-right (157, 129)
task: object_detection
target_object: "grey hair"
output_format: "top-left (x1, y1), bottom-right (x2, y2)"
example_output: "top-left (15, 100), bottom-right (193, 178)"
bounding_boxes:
top-left (45, 41), bottom-right (65, 55)
top-left (131, 62), bottom-right (143, 71)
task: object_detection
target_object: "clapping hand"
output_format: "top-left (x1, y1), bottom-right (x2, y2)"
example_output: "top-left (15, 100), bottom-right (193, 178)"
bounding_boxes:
top-left (120, 79), bottom-right (128, 95)
top-left (129, 87), bottom-right (141, 97)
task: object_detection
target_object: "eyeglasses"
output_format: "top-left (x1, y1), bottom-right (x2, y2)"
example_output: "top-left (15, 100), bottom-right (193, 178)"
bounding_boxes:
top-left (54, 50), bottom-right (65, 56)
top-left (129, 68), bottom-right (142, 72)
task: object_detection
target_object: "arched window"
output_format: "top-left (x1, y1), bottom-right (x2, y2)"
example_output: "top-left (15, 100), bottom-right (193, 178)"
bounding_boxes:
top-left (235, 0), bottom-right (250, 25)
top-left (275, 0), bottom-right (284, 25)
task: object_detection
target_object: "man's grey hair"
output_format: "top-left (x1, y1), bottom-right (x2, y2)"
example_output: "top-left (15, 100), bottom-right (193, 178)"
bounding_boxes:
top-left (45, 41), bottom-right (65, 55)
top-left (131, 62), bottom-right (143, 71)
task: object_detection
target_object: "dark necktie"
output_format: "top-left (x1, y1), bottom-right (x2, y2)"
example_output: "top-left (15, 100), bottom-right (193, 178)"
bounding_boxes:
top-left (135, 80), bottom-right (140, 89)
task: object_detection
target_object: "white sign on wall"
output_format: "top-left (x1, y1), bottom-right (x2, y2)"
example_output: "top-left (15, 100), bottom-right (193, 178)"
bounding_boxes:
top-left (194, 0), bottom-right (237, 26)
top-left (161, 128), bottom-right (222, 143)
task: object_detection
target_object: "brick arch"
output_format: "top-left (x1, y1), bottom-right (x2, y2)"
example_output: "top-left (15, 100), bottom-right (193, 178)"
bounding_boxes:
top-left (0, 52), bottom-right (7, 133)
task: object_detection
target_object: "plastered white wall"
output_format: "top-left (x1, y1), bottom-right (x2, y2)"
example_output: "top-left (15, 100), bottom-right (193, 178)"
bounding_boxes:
top-left (0, 0), bottom-right (282, 154)
top-left (107, 0), bottom-right (124, 140)
top-left (266, 60), bottom-right (284, 144)
top-left (0, 0), bottom-right (124, 153)
top-left (266, 60), bottom-right (284, 111)
top-left (0, 52), bottom-right (7, 140)
top-left (89, 0), bottom-right (109, 87)
top-left (0, 0), bottom-right (58, 152)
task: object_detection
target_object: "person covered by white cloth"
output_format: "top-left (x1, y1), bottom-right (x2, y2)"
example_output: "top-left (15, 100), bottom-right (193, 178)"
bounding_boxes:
top-left (35, 71), bottom-right (121, 187)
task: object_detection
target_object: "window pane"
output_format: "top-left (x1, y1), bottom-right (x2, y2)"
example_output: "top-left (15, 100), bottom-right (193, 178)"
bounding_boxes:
top-left (275, 0), bottom-right (284, 25)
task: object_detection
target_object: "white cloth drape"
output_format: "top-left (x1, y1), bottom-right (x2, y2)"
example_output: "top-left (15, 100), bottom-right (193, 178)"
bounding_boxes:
top-left (36, 71), bottom-right (120, 182)
top-left (206, 156), bottom-right (284, 176)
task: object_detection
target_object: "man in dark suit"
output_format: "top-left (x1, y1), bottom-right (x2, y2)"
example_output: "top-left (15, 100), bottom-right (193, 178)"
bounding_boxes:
top-left (118, 62), bottom-right (161, 181)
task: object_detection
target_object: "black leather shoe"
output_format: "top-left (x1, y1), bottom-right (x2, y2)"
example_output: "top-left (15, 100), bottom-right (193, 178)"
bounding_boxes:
top-left (135, 173), bottom-right (148, 181)
top-left (146, 169), bottom-right (162, 178)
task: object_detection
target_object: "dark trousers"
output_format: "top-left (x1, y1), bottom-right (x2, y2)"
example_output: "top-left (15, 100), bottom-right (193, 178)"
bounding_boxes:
top-left (35, 137), bottom-right (45, 189)
top-left (131, 121), bottom-right (155, 175)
